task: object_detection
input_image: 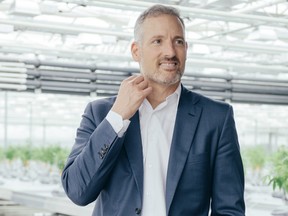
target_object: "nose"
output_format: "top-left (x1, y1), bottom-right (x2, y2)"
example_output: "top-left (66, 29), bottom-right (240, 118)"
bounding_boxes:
top-left (163, 41), bottom-right (176, 58)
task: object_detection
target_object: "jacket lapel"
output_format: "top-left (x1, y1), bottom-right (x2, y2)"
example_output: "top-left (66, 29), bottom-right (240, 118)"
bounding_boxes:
top-left (124, 112), bottom-right (144, 203)
top-left (166, 87), bottom-right (203, 212)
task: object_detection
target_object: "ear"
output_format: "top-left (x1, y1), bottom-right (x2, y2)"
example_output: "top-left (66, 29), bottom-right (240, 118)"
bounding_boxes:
top-left (131, 41), bottom-right (140, 62)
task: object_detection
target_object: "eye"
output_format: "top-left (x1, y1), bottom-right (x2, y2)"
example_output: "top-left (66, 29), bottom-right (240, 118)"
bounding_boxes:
top-left (152, 39), bottom-right (161, 44)
top-left (175, 39), bottom-right (185, 45)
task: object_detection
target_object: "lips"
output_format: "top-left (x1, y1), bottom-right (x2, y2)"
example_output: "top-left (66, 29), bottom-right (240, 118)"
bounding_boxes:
top-left (159, 61), bottom-right (178, 70)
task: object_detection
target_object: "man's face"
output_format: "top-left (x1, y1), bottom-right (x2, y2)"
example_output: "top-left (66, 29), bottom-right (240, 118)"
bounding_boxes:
top-left (132, 14), bottom-right (187, 86)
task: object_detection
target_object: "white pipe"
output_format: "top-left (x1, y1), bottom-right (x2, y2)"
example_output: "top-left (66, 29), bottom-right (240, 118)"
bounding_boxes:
top-left (0, 54), bottom-right (287, 74)
top-left (0, 18), bottom-right (131, 38)
top-left (0, 72), bottom-right (27, 78)
top-left (186, 59), bottom-right (288, 73)
top-left (0, 77), bottom-right (27, 84)
top-left (189, 39), bottom-right (288, 53)
top-left (22, 68), bottom-right (288, 84)
top-left (0, 41), bottom-right (131, 60)
top-left (0, 66), bottom-right (27, 73)
top-left (3, 40), bottom-right (284, 72)
top-left (0, 83), bottom-right (27, 90)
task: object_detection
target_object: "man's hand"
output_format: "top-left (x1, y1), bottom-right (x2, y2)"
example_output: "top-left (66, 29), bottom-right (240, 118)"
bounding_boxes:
top-left (111, 75), bottom-right (152, 120)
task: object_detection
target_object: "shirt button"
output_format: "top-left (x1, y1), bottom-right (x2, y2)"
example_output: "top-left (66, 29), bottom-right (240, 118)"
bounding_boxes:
top-left (135, 208), bottom-right (141, 214)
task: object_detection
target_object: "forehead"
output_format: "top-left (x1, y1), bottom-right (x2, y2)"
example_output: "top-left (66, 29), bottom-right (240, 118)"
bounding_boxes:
top-left (141, 14), bottom-right (185, 37)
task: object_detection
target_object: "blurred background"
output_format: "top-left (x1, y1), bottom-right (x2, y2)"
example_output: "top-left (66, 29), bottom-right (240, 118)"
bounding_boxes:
top-left (0, 0), bottom-right (288, 215)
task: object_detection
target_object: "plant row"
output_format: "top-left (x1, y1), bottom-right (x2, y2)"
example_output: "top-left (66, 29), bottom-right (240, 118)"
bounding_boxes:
top-left (0, 145), bottom-right (70, 171)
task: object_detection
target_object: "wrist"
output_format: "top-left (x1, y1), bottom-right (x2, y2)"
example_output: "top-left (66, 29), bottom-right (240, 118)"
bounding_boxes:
top-left (111, 107), bottom-right (129, 120)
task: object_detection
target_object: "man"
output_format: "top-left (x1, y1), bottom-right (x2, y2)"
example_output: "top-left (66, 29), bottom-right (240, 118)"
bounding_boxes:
top-left (61, 4), bottom-right (245, 216)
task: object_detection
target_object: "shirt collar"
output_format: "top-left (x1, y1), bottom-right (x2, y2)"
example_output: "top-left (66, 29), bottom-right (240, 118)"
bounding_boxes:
top-left (166, 83), bottom-right (181, 102)
top-left (140, 83), bottom-right (182, 112)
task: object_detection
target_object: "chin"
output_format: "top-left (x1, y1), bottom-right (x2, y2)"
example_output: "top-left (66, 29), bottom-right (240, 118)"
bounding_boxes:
top-left (147, 71), bottom-right (182, 85)
top-left (158, 77), bottom-right (181, 86)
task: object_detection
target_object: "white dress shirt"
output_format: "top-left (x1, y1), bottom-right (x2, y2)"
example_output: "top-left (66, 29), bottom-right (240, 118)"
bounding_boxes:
top-left (106, 84), bottom-right (181, 215)
top-left (139, 85), bottom-right (180, 216)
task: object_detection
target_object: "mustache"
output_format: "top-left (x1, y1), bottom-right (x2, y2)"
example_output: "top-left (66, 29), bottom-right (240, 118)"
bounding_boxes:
top-left (160, 56), bottom-right (179, 63)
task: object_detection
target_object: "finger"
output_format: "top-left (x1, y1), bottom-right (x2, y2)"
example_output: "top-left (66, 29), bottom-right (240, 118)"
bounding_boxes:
top-left (142, 86), bottom-right (153, 97)
top-left (131, 75), bottom-right (144, 84)
top-left (137, 78), bottom-right (149, 90)
top-left (125, 75), bottom-right (138, 82)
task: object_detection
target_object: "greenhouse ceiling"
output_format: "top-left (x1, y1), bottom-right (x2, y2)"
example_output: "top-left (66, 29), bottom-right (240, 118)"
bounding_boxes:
top-left (0, 0), bottom-right (287, 104)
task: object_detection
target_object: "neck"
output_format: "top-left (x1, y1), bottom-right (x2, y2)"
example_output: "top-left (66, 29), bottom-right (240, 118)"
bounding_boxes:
top-left (147, 82), bottom-right (179, 109)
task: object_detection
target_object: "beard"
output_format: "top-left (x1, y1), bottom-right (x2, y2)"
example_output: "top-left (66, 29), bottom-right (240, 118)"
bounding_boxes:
top-left (141, 56), bottom-right (184, 86)
top-left (147, 69), bottom-right (183, 86)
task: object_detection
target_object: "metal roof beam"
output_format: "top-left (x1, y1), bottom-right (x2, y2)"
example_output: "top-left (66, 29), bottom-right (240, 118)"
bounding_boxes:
top-left (79, 0), bottom-right (288, 26)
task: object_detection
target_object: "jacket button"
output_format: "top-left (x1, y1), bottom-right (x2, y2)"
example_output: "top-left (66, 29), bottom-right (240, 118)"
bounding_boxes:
top-left (135, 208), bottom-right (141, 214)
top-left (98, 152), bottom-right (104, 159)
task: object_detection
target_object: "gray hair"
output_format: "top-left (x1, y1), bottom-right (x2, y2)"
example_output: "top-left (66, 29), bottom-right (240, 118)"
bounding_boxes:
top-left (134, 4), bottom-right (185, 42)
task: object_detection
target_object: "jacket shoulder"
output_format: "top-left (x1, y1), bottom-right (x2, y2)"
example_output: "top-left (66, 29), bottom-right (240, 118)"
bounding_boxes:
top-left (89, 96), bottom-right (116, 108)
top-left (84, 96), bottom-right (116, 120)
top-left (183, 87), bottom-right (231, 110)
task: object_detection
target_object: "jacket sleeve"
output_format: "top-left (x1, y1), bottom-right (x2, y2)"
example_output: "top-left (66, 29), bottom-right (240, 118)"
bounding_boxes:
top-left (61, 101), bottom-right (126, 206)
top-left (211, 105), bottom-right (246, 216)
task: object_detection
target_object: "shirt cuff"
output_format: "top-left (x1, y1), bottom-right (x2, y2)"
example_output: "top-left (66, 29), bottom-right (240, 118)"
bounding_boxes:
top-left (106, 110), bottom-right (131, 137)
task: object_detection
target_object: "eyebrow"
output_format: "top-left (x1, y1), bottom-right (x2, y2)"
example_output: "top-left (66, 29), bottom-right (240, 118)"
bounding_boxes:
top-left (150, 35), bottom-right (164, 40)
top-left (175, 36), bottom-right (185, 40)
top-left (150, 35), bottom-right (185, 41)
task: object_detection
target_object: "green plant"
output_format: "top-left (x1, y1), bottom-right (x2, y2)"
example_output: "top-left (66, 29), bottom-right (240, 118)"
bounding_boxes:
top-left (4, 146), bottom-right (21, 161)
top-left (1, 144), bottom-right (69, 172)
top-left (33, 145), bottom-right (69, 171)
top-left (242, 145), bottom-right (267, 172)
top-left (53, 147), bottom-right (69, 171)
top-left (0, 147), bottom-right (5, 161)
top-left (266, 146), bottom-right (288, 199)
top-left (18, 145), bottom-right (33, 166)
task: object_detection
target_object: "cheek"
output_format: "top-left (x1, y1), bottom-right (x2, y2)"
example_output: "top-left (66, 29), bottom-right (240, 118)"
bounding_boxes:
top-left (177, 49), bottom-right (187, 58)
top-left (141, 53), bottom-right (157, 66)
top-left (179, 53), bottom-right (187, 67)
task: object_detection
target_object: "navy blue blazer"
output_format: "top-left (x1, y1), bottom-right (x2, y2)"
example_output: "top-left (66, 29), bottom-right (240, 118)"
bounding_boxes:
top-left (61, 85), bottom-right (245, 216)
